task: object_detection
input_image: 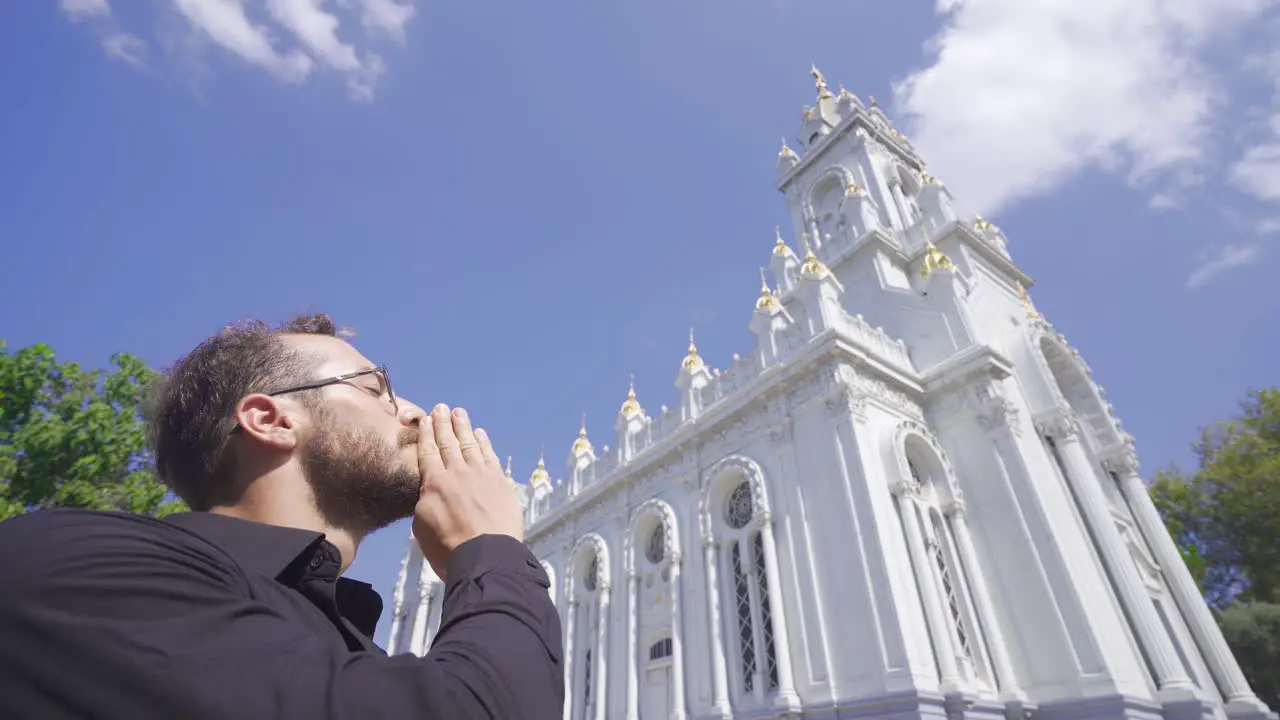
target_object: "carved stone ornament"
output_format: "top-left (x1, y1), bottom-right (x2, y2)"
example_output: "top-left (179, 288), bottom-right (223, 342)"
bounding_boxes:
top-left (942, 496), bottom-right (967, 518)
top-left (824, 384), bottom-right (868, 421)
top-left (702, 454), bottom-right (773, 527)
top-left (570, 532), bottom-right (611, 592)
top-left (630, 498), bottom-right (681, 568)
top-left (1033, 406), bottom-right (1079, 441)
top-left (1100, 439), bottom-right (1140, 477)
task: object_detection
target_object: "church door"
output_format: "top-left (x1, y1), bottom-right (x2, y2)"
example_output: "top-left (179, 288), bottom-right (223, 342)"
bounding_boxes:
top-left (641, 664), bottom-right (671, 718)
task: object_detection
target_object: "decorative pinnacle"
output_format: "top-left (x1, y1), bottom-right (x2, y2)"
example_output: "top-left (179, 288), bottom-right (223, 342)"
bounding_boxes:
top-left (756, 268), bottom-right (779, 311)
top-left (811, 64), bottom-right (832, 99)
top-left (620, 374), bottom-right (643, 418)
top-left (681, 328), bottom-right (704, 372)
top-left (919, 241), bottom-right (955, 277)
top-left (529, 451), bottom-right (550, 486)
top-left (799, 232), bottom-right (829, 278)
top-left (773, 225), bottom-right (792, 256)
top-left (571, 413), bottom-right (592, 455)
top-left (779, 138), bottom-right (798, 160)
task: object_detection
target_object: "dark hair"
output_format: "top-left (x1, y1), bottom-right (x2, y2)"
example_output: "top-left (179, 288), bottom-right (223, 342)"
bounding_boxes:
top-left (145, 313), bottom-right (346, 510)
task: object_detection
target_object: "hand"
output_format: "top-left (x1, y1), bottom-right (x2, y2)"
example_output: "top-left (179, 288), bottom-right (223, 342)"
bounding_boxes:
top-left (412, 404), bottom-right (525, 580)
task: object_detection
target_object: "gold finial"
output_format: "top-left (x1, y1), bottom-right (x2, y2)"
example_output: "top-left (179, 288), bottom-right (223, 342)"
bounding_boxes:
top-left (919, 241), bottom-right (955, 277)
top-left (974, 216), bottom-right (994, 231)
top-left (920, 170), bottom-right (939, 186)
top-left (838, 81), bottom-right (854, 100)
top-left (756, 268), bottom-right (779, 311)
top-left (681, 328), bottom-right (704, 372)
top-left (773, 225), bottom-right (792, 256)
top-left (811, 64), bottom-right (833, 99)
top-left (529, 452), bottom-right (550, 487)
top-left (505, 456), bottom-right (516, 485)
top-left (1019, 283), bottom-right (1041, 321)
top-left (779, 138), bottom-right (798, 160)
top-left (799, 232), bottom-right (829, 278)
top-left (868, 95), bottom-right (879, 108)
top-left (571, 413), bottom-right (593, 455)
top-left (619, 375), bottom-right (643, 418)
top-left (843, 176), bottom-right (864, 197)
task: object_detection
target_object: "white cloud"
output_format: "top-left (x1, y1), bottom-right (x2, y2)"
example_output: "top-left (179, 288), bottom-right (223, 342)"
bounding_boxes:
top-left (1186, 243), bottom-right (1264, 288)
top-left (60, 0), bottom-right (416, 101)
top-left (893, 0), bottom-right (1280, 217)
top-left (60, 0), bottom-right (111, 21)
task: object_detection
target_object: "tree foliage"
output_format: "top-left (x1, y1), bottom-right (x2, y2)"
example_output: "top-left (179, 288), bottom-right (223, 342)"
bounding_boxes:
top-left (0, 340), bottom-right (185, 521)
top-left (1151, 388), bottom-right (1280, 607)
top-left (1216, 602), bottom-right (1280, 710)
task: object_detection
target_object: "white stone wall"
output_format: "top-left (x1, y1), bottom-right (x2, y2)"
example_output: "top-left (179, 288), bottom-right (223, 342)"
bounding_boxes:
top-left (387, 74), bottom-right (1276, 720)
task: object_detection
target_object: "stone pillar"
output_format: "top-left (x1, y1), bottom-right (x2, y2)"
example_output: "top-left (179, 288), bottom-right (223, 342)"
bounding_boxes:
top-left (759, 517), bottom-right (800, 708)
top-left (409, 582), bottom-right (433, 656)
top-left (893, 482), bottom-right (962, 691)
top-left (594, 589), bottom-right (611, 720)
top-left (669, 554), bottom-right (688, 720)
top-left (1107, 449), bottom-right (1273, 717)
top-left (625, 562), bottom-right (639, 720)
top-left (945, 498), bottom-right (1021, 699)
top-left (564, 599), bottom-right (577, 720)
top-left (703, 535), bottom-right (733, 718)
top-left (1036, 408), bottom-right (1196, 696)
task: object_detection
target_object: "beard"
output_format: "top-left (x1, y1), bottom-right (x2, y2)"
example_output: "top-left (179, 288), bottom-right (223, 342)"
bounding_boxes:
top-left (299, 407), bottom-right (421, 535)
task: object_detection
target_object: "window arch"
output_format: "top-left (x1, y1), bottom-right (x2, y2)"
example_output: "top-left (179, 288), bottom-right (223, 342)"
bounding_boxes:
top-left (567, 533), bottom-right (610, 720)
top-left (701, 456), bottom-right (786, 704)
top-left (626, 498), bottom-right (686, 719)
top-left (895, 427), bottom-right (996, 691)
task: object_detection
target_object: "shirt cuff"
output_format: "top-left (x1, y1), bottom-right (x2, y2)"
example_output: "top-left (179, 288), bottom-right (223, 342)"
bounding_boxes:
top-left (446, 534), bottom-right (548, 588)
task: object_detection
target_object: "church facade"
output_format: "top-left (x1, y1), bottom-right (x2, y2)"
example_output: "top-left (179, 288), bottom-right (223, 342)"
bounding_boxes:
top-left (386, 69), bottom-right (1275, 720)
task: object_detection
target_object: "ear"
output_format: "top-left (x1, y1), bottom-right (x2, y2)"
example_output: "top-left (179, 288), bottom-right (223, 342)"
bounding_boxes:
top-left (234, 393), bottom-right (300, 451)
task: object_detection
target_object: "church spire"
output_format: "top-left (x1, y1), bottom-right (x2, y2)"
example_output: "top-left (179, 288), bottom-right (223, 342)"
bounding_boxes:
top-left (756, 267), bottom-right (779, 312)
top-left (799, 232), bottom-right (830, 278)
top-left (571, 413), bottom-right (593, 456)
top-left (619, 375), bottom-right (643, 419)
top-left (811, 64), bottom-right (833, 100)
top-left (680, 329), bottom-right (705, 373)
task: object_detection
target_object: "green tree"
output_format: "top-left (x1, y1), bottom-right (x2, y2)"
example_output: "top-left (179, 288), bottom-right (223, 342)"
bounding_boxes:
top-left (1217, 602), bottom-right (1280, 710)
top-left (0, 340), bottom-right (185, 521)
top-left (1152, 388), bottom-right (1280, 606)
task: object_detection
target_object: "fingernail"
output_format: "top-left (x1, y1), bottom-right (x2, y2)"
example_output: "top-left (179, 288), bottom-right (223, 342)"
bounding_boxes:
top-left (475, 428), bottom-right (487, 439)
top-left (453, 407), bottom-right (467, 419)
top-left (434, 403), bottom-right (449, 415)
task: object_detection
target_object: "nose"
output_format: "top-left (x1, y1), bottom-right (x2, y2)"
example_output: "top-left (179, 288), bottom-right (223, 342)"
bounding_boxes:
top-left (398, 399), bottom-right (426, 426)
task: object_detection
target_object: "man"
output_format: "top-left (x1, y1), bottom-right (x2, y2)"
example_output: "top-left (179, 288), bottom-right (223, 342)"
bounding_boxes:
top-left (0, 314), bottom-right (563, 719)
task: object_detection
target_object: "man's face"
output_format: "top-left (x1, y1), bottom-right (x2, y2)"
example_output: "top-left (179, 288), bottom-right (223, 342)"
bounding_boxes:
top-left (282, 335), bottom-right (423, 533)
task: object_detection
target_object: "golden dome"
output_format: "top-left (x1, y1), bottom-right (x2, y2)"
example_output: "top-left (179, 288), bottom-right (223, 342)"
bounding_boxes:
top-left (974, 216), bottom-right (994, 230)
top-left (529, 454), bottom-right (550, 487)
top-left (799, 233), bottom-right (829, 278)
top-left (680, 329), bottom-right (704, 372)
top-left (756, 268), bottom-right (779, 311)
top-left (619, 377), bottom-right (643, 418)
top-left (919, 242), bottom-right (954, 277)
top-left (779, 138), bottom-right (798, 160)
top-left (571, 415), bottom-right (593, 456)
top-left (773, 226), bottom-right (792, 256)
top-left (920, 170), bottom-right (938, 186)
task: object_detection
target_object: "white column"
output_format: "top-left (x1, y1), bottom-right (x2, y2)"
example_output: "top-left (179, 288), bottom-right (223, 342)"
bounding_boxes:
top-left (946, 498), bottom-right (1021, 698)
top-left (409, 583), bottom-right (433, 656)
top-left (893, 484), bottom-right (962, 691)
top-left (1038, 410), bottom-right (1196, 695)
top-left (1109, 454), bottom-right (1270, 714)
top-left (758, 519), bottom-right (800, 707)
top-left (564, 599), bottom-right (577, 720)
top-left (625, 567), bottom-right (639, 720)
top-left (703, 537), bottom-right (733, 717)
top-left (669, 555), bottom-right (688, 720)
top-left (387, 550), bottom-right (410, 655)
top-left (594, 589), bottom-right (610, 720)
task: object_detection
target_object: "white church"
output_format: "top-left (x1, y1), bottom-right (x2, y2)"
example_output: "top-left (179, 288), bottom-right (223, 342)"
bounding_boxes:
top-left (386, 68), bottom-right (1276, 720)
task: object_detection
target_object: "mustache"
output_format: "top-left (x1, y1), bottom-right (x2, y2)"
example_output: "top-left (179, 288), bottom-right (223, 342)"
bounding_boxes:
top-left (398, 427), bottom-right (419, 448)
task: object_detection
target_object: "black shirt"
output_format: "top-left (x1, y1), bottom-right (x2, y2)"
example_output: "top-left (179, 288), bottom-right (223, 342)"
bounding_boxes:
top-left (0, 509), bottom-right (564, 719)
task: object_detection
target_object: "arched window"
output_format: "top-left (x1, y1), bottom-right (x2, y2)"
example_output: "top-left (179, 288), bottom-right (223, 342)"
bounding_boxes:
top-left (722, 479), bottom-right (778, 698)
top-left (567, 536), bottom-right (609, 720)
top-left (901, 446), bottom-right (993, 690)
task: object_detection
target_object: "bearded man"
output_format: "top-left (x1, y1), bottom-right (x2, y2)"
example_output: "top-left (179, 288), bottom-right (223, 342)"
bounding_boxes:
top-left (0, 314), bottom-right (562, 719)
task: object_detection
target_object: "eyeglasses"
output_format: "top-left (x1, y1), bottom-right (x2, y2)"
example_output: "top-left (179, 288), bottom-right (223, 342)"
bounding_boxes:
top-left (231, 365), bottom-right (398, 433)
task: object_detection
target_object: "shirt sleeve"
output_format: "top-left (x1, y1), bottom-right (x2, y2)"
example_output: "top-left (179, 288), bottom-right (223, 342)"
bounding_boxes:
top-left (0, 512), bottom-right (564, 720)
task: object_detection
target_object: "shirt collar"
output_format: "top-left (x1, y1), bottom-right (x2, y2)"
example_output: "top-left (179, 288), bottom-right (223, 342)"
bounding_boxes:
top-left (162, 512), bottom-right (384, 642)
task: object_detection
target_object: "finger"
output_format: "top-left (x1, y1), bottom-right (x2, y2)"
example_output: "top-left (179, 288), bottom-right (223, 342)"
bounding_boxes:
top-left (432, 404), bottom-right (463, 467)
top-left (416, 414), bottom-right (444, 478)
top-left (451, 407), bottom-right (484, 466)
top-left (475, 428), bottom-right (501, 468)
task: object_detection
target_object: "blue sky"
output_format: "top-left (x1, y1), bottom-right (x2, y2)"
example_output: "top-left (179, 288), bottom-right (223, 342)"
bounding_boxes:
top-left (2, 0), bottom-right (1278, 646)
